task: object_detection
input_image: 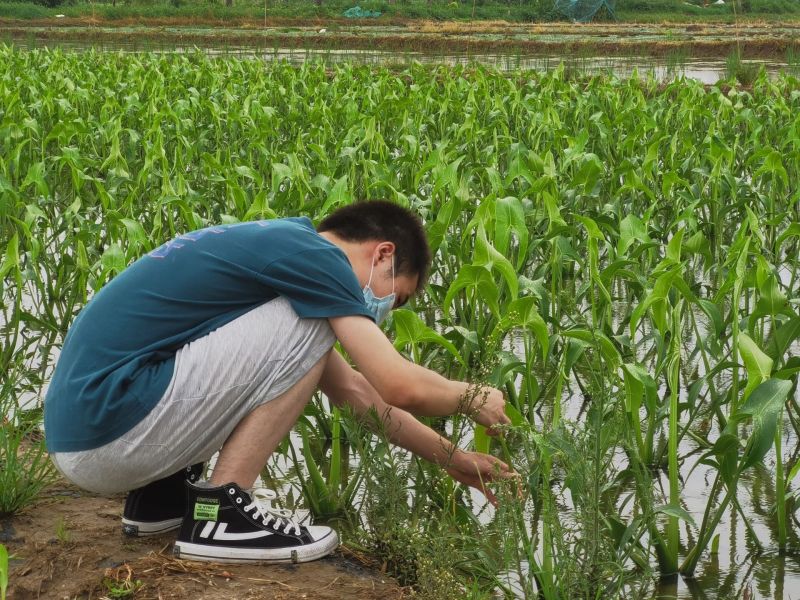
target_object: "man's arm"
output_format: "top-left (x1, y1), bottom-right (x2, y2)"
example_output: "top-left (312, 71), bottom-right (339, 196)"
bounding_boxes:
top-left (318, 351), bottom-right (517, 505)
top-left (329, 315), bottom-right (509, 432)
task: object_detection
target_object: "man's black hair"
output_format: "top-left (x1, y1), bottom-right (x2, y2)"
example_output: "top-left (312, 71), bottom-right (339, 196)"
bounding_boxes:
top-left (317, 200), bottom-right (431, 292)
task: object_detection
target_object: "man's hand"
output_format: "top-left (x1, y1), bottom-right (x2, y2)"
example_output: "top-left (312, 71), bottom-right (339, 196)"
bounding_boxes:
top-left (446, 451), bottom-right (519, 507)
top-left (464, 385), bottom-right (511, 436)
top-left (319, 351), bottom-right (521, 507)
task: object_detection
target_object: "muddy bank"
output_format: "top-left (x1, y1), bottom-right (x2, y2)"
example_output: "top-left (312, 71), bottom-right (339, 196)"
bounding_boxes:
top-left (1, 15), bottom-right (799, 29)
top-left (3, 478), bottom-right (405, 599)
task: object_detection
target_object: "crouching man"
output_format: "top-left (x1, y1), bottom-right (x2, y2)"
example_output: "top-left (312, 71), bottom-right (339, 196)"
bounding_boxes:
top-left (44, 201), bottom-right (515, 564)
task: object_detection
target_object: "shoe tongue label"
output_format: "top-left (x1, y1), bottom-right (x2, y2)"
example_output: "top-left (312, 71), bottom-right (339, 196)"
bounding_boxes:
top-left (194, 499), bottom-right (220, 521)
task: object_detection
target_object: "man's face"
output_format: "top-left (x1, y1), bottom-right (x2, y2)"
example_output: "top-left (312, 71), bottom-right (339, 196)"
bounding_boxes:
top-left (370, 254), bottom-right (419, 309)
top-left (393, 272), bottom-right (419, 309)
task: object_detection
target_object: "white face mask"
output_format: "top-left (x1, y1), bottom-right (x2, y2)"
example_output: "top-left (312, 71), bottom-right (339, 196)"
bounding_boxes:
top-left (362, 256), bottom-right (396, 325)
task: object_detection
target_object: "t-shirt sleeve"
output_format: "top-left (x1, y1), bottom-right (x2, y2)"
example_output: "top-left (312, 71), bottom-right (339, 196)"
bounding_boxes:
top-left (261, 247), bottom-right (375, 321)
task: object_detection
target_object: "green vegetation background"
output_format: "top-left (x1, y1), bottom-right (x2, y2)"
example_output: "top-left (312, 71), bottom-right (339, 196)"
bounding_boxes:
top-left (1, 0), bottom-right (799, 22)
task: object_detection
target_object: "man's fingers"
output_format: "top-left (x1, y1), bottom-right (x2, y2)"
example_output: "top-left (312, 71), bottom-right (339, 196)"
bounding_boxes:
top-left (468, 454), bottom-right (514, 473)
top-left (496, 458), bottom-right (514, 471)
top-left (487, 416), bottom-right (509, 435)
top-left (496, 469), bottom-right (519, 479)
top-left (475, 460), bottom-right (518, 481)
top-left (479, 458), bottom-right (524, 501)
top-left (483, 410), bottom-right (511, 435)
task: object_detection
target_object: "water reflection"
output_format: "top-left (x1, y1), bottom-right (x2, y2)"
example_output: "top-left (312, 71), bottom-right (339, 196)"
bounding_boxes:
top-left (652, 548), bottom-right (800, 600)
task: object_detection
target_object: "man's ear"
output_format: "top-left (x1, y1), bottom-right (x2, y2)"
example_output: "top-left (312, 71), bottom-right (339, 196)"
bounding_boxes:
top-left (376, 241), bottom-right (396, 263)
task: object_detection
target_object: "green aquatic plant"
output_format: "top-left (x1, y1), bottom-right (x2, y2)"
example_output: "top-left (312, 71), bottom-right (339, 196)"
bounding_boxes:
top-left (291, 405), bottom-right (367, 520)
top-left (1, 47), bottom-right (799, 596)
top-left (0, 543), bottom-right (8, 600)
top-left (664, 47), bottom-right (689, 78)
top-left (725, 48), bottom-right (761, 85)
top-left (786, 46), bottom-right (800, 78)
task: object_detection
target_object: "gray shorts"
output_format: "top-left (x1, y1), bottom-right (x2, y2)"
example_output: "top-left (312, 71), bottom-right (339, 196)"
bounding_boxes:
top-left (51, 296), bottom-right (335, 494)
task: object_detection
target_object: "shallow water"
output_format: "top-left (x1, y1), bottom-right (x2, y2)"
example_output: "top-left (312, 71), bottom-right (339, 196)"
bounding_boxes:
top-left (3, 35), bottom-right (794, 83)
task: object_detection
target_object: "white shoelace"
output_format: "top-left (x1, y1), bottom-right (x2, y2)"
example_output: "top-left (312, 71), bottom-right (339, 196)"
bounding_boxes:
top-left (244, 488), bottom-right (303, 536)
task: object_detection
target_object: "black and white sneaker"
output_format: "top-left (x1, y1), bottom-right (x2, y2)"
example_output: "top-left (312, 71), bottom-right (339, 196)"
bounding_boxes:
top-left (173, 481), bottom-right (338, 564)
top-left (122, 463), bottom-right (205, 537)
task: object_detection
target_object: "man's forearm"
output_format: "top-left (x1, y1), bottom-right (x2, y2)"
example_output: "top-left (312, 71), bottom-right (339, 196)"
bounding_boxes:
top-left (320, 352), bottom-right (467, 469)
top-left (342, 376), bottom-right (466, 470)
top-left (329, 315), bottom-right (493, 419)
top-left (374, 402), bottom-right (465, 469)
top-left (401, 362), bottom-right (480, 418)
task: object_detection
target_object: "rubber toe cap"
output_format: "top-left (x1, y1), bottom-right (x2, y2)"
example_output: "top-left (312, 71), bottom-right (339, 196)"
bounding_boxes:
top-left (307, 525), bottom-right (338, 544)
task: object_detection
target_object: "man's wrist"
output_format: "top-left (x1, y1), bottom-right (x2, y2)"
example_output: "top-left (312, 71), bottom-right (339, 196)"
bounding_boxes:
top-left (455, 382), bottom-right (482, 418)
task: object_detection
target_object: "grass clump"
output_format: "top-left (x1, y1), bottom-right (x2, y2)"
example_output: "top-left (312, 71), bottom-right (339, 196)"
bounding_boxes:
top-left (102, 571), bottom-right (142, 599)
top-left (347, 421), bottom-right (500, 598)
top-left (664, 47), bottom-right (689, 78)
top-left (54, 516), bottom-right (71, 544)
top-left (725, 48), bottom-right (761, 85)
top-left (786, 46), bottom-right (800, 77)
top-left (0, 378), bottom-right (55, 518)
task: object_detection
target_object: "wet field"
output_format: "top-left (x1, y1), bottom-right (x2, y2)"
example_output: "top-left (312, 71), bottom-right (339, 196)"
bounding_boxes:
top-left (2, 29), bottom-right (799, 598)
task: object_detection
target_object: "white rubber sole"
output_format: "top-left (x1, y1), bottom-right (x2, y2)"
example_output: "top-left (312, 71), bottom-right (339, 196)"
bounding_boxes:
top-left (122, 517), bottom-right (183, 537)
top-left (173, 529), bottom-right (339, 564)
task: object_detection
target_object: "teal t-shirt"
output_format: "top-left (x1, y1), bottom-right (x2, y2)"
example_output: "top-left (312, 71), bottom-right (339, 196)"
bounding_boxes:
top-left (44, 217), bottom-right (372, 452)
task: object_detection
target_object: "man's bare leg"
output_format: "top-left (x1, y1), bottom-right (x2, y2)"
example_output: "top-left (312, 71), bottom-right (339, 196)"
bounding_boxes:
top-left (210, 349), bottom-right (331, 488)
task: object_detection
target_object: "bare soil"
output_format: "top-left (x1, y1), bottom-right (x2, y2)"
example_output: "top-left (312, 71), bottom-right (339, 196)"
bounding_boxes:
top-left (2, 478), bottom-right (406, 600)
